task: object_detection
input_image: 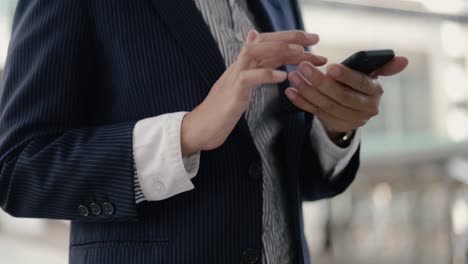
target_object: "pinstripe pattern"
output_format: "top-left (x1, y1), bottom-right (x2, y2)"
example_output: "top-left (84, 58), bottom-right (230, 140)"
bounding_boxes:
top-left (0, 0), bottom-right (360, 263)
top-left (193, 1), bottom-right (295, 263)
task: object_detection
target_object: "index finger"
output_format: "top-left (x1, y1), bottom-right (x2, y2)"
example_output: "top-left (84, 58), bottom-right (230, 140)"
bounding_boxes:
top-left (255, 30), bottom-right (320, 46)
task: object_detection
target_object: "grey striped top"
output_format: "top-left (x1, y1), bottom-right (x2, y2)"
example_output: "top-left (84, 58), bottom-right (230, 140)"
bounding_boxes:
top-left (193, 0), bottom-right (296, 263)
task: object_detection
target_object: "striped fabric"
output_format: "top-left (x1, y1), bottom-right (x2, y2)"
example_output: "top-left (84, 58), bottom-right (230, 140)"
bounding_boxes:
top-left (0, 0), bottom-right (360, 263)
top-left (193, 0), bottom-right (295, 263)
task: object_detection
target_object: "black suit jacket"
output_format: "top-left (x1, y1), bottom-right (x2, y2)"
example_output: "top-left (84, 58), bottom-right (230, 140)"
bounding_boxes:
top-left (0, 0), bottom-right (359, 263)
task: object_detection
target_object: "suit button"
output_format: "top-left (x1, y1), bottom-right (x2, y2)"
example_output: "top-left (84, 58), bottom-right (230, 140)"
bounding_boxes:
top-left (248, 162), bottom-right (262, 180)
top-left (242, 249), bottom-right (260, 264)
top-left (89, 203), bottom-right (102, 216)
top-left (77, 205), bottom-right (89, 217)
top-left (102, 202), bottom-right (114, 215)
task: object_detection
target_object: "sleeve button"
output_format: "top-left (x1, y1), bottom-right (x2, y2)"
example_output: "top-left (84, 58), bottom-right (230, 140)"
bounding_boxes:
top-left (89, 203), bottom-right (102, 216)
top-left (77, 205), bottom-right (89, 217)
top-left (102, 202), bottom-right (115, 215)
top-left (152, 180), bottom-right (166, 193)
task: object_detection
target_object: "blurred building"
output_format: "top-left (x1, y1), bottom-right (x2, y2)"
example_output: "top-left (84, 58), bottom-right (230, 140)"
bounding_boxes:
top-left (1, 0), bottom-right (468, 263)
top-left (300, 1), bottom-right (468, 264)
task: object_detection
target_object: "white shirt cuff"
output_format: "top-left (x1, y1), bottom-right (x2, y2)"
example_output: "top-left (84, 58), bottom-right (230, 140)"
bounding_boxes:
top-left (133, 112), bottom-right (200, 202)
top-left (310, 118), bottom-right (361, 179)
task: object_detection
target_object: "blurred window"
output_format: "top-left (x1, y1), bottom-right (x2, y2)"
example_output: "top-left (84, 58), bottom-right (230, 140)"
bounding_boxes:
top-left (300, 1), bottom-right (468, 264)
top-left (301, 0), bottom-right (468, 162)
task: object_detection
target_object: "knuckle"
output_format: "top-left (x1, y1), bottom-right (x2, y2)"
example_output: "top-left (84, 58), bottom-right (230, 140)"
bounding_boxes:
top-left (370, 107), bottom-right (379, 116)
top-left (376, 86), bottom-right (384, 95)
top-left (295, 81), bottom-right (305, 92)
top-left (371, 78), bottom-right (384, 95)
top-left (256, 59), bottom-right (267, 68)
top-left (238, 71), bottom-right (249, 86)
top-left (240, 47), bottom-right (252, 59)
top-left (291, 31), bottom-right (305, 42)
top-left (265, 70), bottom-right (275, 80)
top-left (242, 45), bottom-right (257, 60)
top-left (279, 43), bottom-right (290, 53)
top-left (256, 33), bottom-right (264, 42)
top-left (358, 75), bottom-right (370, 90)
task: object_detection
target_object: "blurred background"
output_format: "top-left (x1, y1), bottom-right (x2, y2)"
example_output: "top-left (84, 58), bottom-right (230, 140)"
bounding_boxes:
top-left (1, 0), bottom-right (468, 263)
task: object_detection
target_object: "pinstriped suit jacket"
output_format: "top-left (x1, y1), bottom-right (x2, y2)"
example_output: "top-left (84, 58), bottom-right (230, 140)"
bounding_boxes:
top-left (0, 0), bottom-right (360, 263)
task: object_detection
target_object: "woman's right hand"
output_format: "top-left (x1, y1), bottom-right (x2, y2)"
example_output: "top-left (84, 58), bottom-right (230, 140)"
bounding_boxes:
top-left (181, 30), bottom-right (327, 156)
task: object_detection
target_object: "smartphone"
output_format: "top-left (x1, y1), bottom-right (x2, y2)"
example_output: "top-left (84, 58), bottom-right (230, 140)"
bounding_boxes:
top-left (341, 50), bottom-right (395, 75)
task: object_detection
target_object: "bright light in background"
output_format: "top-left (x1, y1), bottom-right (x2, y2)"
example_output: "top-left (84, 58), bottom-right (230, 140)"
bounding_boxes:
top-left (444, 64), bottom-right (467, 103)
top-left (452, 197), bottom-right (468, 235)
top-left (373, 182), bottom-right (392, 209)
top-left (320, 0), bottom-right (468, 14)
top-left (423, 0), bottom-right (467, 14)
top-left (407, 0), bottom-right (467, 14)
top-left (441, 21), bottom-right (467, 58)
top-left (447, 108), bottom-right (468, 141)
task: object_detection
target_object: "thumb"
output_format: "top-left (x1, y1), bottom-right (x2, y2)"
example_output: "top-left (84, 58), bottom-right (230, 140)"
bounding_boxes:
top-left (371, 56), bottom-right (409, 77)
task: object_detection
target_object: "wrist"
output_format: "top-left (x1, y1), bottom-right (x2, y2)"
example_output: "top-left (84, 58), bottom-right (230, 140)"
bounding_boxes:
top-left (180, 111), bottom-right (203, 157)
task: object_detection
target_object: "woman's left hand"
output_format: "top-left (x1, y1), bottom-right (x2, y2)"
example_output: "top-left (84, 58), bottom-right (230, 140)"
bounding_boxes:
top-left (285, 56), bottom-right (409, 138)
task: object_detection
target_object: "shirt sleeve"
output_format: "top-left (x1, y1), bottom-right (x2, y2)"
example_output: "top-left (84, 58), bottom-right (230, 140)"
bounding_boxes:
top-left (133, 112), bottom-right (201, 203)
top-left (309, 118), bottom-right (361, 179)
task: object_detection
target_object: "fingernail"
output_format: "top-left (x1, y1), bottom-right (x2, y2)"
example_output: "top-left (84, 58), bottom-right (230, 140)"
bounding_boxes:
top-left (288, 44), bottom-right (304, 53)
top-left (305, 33), bottom-right (319, 41)
top-left (301, 65), bottom-right (313, 78)
top-left (289, 74), bottom-right (301, 84)
top-left (328, 66), bottom-right (342, 78)
top-left (286, 90), bottom-right (296, 100)
top-left (272, 70), bottom-right (287, 80)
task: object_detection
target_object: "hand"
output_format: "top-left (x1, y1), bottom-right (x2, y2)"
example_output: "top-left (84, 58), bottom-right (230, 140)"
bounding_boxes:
top-left (181, 30), bottom-right (328, 156)
top-left (285, 56), bottom-right (409, 138)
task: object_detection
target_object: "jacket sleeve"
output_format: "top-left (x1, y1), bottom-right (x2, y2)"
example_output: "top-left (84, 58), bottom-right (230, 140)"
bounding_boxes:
top-left (300, 115), bottom-right (360, 201)
top-left (0, 0), bottom-right (138, 221)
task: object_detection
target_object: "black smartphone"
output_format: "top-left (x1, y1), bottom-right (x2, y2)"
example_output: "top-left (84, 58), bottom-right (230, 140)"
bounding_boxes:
top-left (341, 50), bottom-right (395, 75)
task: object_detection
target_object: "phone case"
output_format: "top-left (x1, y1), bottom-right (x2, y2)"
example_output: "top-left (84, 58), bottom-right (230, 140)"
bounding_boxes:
top-left (341, 50), bottom-right (395, 75)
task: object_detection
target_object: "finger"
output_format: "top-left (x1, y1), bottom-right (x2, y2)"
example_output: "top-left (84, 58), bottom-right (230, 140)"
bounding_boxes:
top-left (239, 42), bottom-right (304, 68)
top-left (238, 69), bottom-right (288, 88)
top-left (284, 88), bottom-right (357, 132)
top-left (289, 71), bottom-right (369, 123)
top-left (371, 56), bottom-right (409, 77)
top-left (245, 30), bottom-right (259, 44)
top-left (296, 62), bottom-right (373, 112)
top-left (256, 30), bottom-right (320, 46)
top-left (326, 63), bottom-right (383, 96)
top-left (259, 52), bottom-right (327, 68)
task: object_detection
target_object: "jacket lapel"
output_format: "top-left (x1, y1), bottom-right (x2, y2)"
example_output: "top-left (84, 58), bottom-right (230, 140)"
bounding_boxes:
top-left (149, 0), bottom-right (257, 139)
top-left (149, 0), bottom-right (226, 88)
